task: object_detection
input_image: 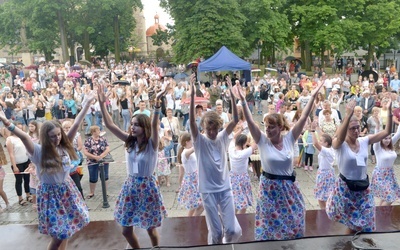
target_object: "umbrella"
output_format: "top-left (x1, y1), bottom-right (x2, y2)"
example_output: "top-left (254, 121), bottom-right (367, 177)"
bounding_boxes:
top-left (67, 72), bottom-right (81, 78)
top-left (187, 61), bottom-right (198, 68)
top-left (157, 61), bottom-right (170, 68)
top-left (174, 72), bottom-right (188, 80)
top-left (265, 67), bottom-right (278, 72)
top-left (181, 97), bottom-right (210, 105)
top-left (113, 80), bottom-right (130, 86)
top-left (79, 59), bottom-right (92, 66)
top-left (25, 65), bottom-right (38, 70)
top-left (71, 66), bottom-right (82, 70)
top-left (11, 61), bottom-right (24, 66)
top-left (284, 56), bottom-right (296, 61)
top-left (361, 70), bottom-right (378, 82)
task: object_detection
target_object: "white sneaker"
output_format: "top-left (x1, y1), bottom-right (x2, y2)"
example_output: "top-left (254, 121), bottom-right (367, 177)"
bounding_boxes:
top-left (100, 131), bottom-right (106, 137)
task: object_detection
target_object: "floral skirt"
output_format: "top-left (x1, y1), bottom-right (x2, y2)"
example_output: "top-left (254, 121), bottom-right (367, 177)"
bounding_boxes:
top-left (314, 168), bottom-right (335, 201)
top-left (326, 177), bottom-right (375, 232)
top-left (255, 175), bottom-right (305, 240)
top-left (37, 176), bottom-right (90, 239)
top-left (177, 171), bottom-right (202, 210)
top-left (156, 157), bottom-right (171, 177)
top-left (230, 171), bottom-right (253, 210)
top-left (371, 167), bottom-right (400, 203)
top-left (114, 175), bottom-right (167, 229)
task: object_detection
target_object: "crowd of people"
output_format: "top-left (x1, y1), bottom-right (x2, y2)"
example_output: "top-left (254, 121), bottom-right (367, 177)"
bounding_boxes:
top-left (0, 58), bottom-right (400, 248)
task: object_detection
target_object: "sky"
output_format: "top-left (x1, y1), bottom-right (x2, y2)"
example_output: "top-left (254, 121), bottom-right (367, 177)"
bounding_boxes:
top-left (142, 0), bottom-right (174, 28)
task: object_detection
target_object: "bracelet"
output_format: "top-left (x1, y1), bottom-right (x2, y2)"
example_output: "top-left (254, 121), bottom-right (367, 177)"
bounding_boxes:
top-left (7, 123), bottom-right (15, 132)
top-left (241, 101), bottom-right (247, 106)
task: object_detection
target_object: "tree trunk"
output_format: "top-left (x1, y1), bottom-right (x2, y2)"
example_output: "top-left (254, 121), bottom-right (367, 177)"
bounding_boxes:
top-left (366, 43), bottom-right (374, 70)
top-left (83, 30), bottom-right (91, 61)
top-left (57, 9), bottom-right (69, 63)
top-left (114, 15), bottom-right (120, 64)
top-left (305, 41), bottom-right (312, 71)
top-left (320, 46), bottom-right (325, 68)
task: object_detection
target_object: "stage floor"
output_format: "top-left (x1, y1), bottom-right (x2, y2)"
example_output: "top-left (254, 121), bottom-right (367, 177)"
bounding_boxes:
top-left (1, 206), bottom-right (400, 249)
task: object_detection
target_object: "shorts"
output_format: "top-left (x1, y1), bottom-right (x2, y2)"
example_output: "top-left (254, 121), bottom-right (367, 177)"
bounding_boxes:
top-left (88, 163), bottom-right (109, 183)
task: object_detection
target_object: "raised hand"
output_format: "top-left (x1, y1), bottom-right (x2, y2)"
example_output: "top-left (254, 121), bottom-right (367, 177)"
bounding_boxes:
top-left (345, 99), bottom-right (357, 114)
top-left (310, 80), bottom-right (325, 96)
top-left (156, 82), bottom-right (171, 100)
top-left (95, 83), bottom-right (106, 103)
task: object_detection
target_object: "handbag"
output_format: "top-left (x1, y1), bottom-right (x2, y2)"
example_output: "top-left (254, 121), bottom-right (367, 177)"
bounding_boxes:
top-left (101, 153), bottom-right (115, 163)
top-left (339, 173), bottom-right (369, 191)
top-left (167, 119), bottom-right (179, 143)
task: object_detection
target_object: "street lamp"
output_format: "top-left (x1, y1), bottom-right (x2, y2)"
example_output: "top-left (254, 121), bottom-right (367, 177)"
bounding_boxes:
top-left (257, 40), bottom-right (263, 69)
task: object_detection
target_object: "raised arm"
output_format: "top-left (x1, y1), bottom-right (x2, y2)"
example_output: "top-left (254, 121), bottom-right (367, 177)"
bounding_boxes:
top-left (96, 83), bottom-right (129, 141)
top-left (311, 120), bottom-right (322, 151)
top-left (332, 100), bottom-right (356, 149)
top-left (292, 81), bottom-right (324, 139)
top-left (368, 100), bottom-right (392, 144)
top-left (225, 78), bottom-right (239, 135)
top-left (67, 91), bottom-right (95, 141)
top-left (151, 83), bottom-right (170, 150)
top-left (189, 74), bottom-right (199, 140)
top-left (0, 110), bottom-right (33, 155)
top-left (238, 82), bottom-right (261, 143)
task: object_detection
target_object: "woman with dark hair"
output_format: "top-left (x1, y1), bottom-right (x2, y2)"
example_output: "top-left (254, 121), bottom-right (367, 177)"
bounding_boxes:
top-left (96, 82), bottom-right (169, 249)
top-left (326, 99), bottom-right (392, 233)
top-left (0, 92), bottom-right (94, 249)
top-left (371, 125), bottom-right (400, 206)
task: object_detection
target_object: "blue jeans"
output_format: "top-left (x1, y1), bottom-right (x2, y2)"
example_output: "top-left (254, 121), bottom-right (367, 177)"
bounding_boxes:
top-left (121, 109), bottom-right (131, 131)
top-left (164, 140), bottom-right (174, 164)
top-left (95, 111), bottom-right (103, 131)
top-left (88, 163), bottom-right (109, 183)
top-left (85, 113), bottom-right (92, 134)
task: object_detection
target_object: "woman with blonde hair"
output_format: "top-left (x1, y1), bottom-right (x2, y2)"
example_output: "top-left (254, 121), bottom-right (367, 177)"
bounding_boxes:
top-left (0, 92), bottom-right (94, 250)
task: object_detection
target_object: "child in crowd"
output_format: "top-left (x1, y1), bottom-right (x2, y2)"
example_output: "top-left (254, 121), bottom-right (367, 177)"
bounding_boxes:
top-left (302, 123), bottom-right (315, 171)
top-left (156, 140), bottom-right (171, 187)
top-left (25, 163), bottom-right (39, 208)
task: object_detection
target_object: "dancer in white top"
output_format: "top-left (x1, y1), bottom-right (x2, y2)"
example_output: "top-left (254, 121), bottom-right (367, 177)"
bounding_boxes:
top-left (229, 133), bottom-right (257, 214)
top-left (326, 99), bottom-right (392, 233)
top-left (310, 122), bottom-right (335, 210)
top-left (371, 125), bottom-right (400, 206)
top-left (189, 74), bottom-right (242, 244)
top-left (238, 80), bottom-right (324, 240)
top-left (177, 132), bottom-right (203, 216)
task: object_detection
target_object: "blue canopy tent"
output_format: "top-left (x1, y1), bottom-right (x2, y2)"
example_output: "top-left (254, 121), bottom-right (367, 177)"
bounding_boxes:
top-left (198, 46), bottom-right (251, 84)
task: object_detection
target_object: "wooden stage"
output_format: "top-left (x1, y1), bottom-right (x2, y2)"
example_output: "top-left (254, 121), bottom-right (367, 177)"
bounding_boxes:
top-left (2, 206), bottom-right (400, 249)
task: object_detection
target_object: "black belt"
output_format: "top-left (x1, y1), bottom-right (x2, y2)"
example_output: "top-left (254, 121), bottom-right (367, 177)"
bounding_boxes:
top-left (262, 171), bottom-right (296, 182)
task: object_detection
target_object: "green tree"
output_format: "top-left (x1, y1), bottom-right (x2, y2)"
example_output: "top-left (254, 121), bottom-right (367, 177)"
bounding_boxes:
top-left (161, 0), bottom-right (248, 63)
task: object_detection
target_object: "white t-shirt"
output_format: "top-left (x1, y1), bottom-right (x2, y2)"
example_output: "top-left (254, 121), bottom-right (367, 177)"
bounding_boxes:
top-left (193, 129), bottom-right (231, 193)
top-left (228, 142), bottom-right (253, 174)
top-left (7, 136), bottom-right (29, 164)
top-left (257, 130), bottom-right (295, 176)
top-left (125, 139), bottom-right (158, 176)
top-left (335, 136), bottom-right (369, 180)
top-left (318, 146), bottom-right (335, 171)
top-left (373, 126), bottom-right (400, 168)
top-left (182, 149), bottom-right (197, 173)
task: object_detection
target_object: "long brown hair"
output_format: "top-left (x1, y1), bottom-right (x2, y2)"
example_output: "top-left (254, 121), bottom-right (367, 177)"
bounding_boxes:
top-left (264, 113), bottom-right (290, 131)
top-left (40, 121), bottom-right (78, 173)
top-left (177, 133), bottom-right (191, 164)
top-left (124, 114), bottom-right (151, 153)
